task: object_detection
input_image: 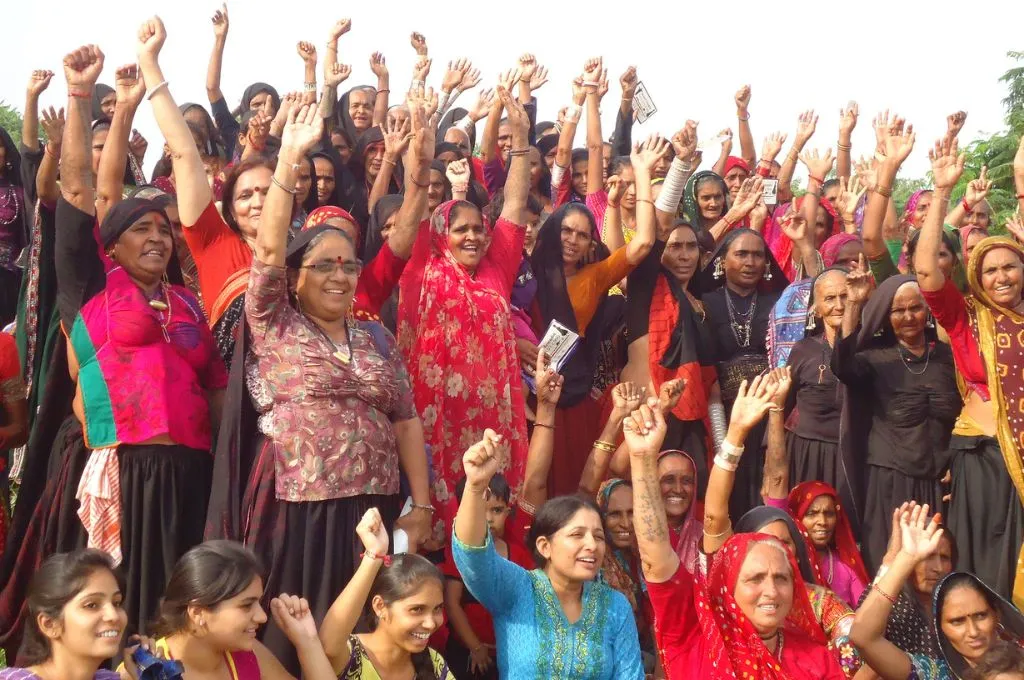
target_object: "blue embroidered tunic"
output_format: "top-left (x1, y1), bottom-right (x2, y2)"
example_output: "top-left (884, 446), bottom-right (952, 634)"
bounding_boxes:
top-left (452, 530), bottom-right (644, 680)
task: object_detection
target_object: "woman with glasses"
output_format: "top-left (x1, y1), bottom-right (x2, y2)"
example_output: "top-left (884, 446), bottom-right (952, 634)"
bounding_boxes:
top-left (222, 102), bottom-right (432, 674)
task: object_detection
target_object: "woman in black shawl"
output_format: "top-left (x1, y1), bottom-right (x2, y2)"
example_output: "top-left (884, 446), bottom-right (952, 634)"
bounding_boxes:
top-left (696, 228), bottom-right (787, 518)
top-left (90, 83), bottom-right (115, 121)
top-left (831, 269), bottom-right (959, 571)
top-left (0, 128), bottom-right (28, 324)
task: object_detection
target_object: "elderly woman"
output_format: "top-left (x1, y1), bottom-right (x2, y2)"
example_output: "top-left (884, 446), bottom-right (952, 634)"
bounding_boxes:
top-left (915, 136), bottom-right (1024, 607)
top-left (452, 430), bottom-right (643, 679)
top-left (625, 383), bottom-right (845, 679)
top-left (831, 263), bottom-right (959, 570)
top-left (211, 102), bottom-right (432, 673)
top-left (851, 505), bottom-right (1024, 680)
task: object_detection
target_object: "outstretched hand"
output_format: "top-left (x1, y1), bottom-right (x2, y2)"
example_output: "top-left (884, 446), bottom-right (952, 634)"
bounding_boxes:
top-left (728, 374), bottom-right (777, 432)
top-left (897, 503), bottom-right (945, 563)
top-left (280, 104), bottom-right (323, 155)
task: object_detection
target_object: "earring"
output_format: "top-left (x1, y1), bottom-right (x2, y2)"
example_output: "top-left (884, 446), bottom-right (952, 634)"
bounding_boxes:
top-left (763, 267), bottom-right (773, 282)
top-left (926, 313), bottom-right (935, 329)
top-left (806, 312), bottom-right (818, 331)
top-left (713, 257), bottom-right (724, 280)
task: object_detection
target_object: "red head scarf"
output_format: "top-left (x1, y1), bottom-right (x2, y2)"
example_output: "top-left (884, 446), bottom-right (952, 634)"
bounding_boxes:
top-left (696, 532), bottom-right (826, 679)
top-left (304, 205), bottom-right (359, 242)
top-left (819, 233), bottom-right (860, 268)
top-left (723, 156), bottom-right (751, 177)
top-left (787, 481), bottom-right (869, 586)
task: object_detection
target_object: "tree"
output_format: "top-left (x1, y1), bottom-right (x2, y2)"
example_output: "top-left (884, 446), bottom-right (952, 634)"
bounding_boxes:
top-left (0, 101), bottom-right (22, 145)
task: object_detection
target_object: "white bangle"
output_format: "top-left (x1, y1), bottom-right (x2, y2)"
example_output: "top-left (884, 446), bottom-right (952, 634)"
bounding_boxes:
top-left (713, 455), bottom-right (738, 473)
top-left (451, 183), bottom-right (469, 193)
top-left (411, 79), bottom-right (425, 90)
top-left (303, 82), bottom-right (317, 92)
top-left (145, 80), bottom-right (169, 101)
top-left (720, 439), bottom-right (744, 461)
top-left (565, 104), bottom-right (582, 123)
top-left (654, 156), bottom-right (691, 213)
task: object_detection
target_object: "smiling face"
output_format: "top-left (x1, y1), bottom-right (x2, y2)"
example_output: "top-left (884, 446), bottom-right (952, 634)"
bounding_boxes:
top-left (658, 453), bottom-right (696, 525)
top-left (940, 585), bottom-right (999, 665)
top-left (536, 507), bottom-right (606, 582)
top-left (661, 226), bottom-right (700, 285)
top-left (447, 204), bottom-right (489, 272)
top-left (312, 157), bottom-right (336, 205)
top-left (373, 579), bottom-right (445, 654)
top-left (696, 178), bottom-right (725, 221)
top-left (231, 166), bottom-right (272, 241)
top-left (112, 212), bottom-right (173, 287)
top-left (912, 533), bottom-right (955, 595)
top-left (800, 495), bottom-right (838, 549)
top-left (733, 541), bottom-right (794, 636)
top-left (910, 191), bottom-right (933, 228)
top-left (497, 122), bottom-right (513, 155)
top-left (195, 577), bottom-right (267, 652)
top-left (559, 210), bottom-right (593, 267)
top-left (294, 232), bottom-right (359, 322)
top-left (979, 246), bottom-right (1024, 309)
top-left (889, 282), bottom-right (929, 347)
top-left (348, 89), bottom-right (374, 131)
top-left (39, 569), bottom-right (127, 663)
top-left (723, 232), bottom-right (767, 289)
top-left (813, 270), bottom-right (848, 332)
top-left (604, 484), bottom-right (635, 550)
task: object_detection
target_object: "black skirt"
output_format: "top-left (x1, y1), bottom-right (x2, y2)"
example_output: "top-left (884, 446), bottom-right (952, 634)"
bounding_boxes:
top-left (242, 436), bottom-right (402, 676)
top-left (862, 464), bottom-right (942, 572)
top-left (947, 435), bottom-right (1024, 601)
top-left (788, 432), bottom-right (862, 539)
top-left (0, 415), bottom-right (210, 660)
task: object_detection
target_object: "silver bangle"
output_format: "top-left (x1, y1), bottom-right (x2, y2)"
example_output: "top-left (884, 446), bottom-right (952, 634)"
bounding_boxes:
top-left (713, 455), bottom-right (738, 473)
top-left (145, 80), bottom-right (169, 101)
top-left (719, 439), bottom-right (743, 464)
top-left (709, 401), bottom-right (727, 454)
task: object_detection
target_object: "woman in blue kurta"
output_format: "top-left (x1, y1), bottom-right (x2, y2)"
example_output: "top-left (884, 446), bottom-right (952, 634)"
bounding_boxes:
top-left (452, 428), bottom-right (643, 680)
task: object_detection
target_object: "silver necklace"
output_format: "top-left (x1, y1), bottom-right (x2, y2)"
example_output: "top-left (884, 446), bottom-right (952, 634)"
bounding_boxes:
top-left (897, 343), bottom-right (930, 375)
top-left (724, 288), bottom-right (758, 348)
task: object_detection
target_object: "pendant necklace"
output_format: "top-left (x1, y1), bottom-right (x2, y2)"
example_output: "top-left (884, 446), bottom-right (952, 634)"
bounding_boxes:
top-left (146, 282), bottom-right (172, 342)
top-left (724, 287), bottom-right (758, 348)
top-left (898, 343), bottom-right (930, 375)
top-left (817, 337), bottom-right (833, 385)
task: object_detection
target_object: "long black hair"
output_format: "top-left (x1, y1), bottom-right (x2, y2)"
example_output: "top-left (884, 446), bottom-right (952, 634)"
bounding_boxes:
top-left (20, 550), bottom-right (125, 665)
top-left (526, 495), bottom-right (603, 568)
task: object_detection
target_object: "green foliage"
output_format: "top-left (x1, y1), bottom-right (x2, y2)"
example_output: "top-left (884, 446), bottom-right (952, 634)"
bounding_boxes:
top-left (0, 101), bottom-right (22, 144)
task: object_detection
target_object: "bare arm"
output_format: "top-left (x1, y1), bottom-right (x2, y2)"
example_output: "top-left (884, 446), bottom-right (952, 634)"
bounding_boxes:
top-left (478, 89), bottom-right (504, 166)
top-left (498, 87), bottom-right (530, 225)
top-left (22, 70), bottom-right (53, 152)
top-left (583, 60), bottom-right (606, 203)
top-left (454, 432), bottom-right (504, 547)
top-left (915, 138), bottom-right (963, 292)
top-left (59, 48), bottom-right (102, 215)
top-left (624, 137), bottom-right (665, 265)
top-left (863, 118), bottom-right (916, 261)
top-left (96, 65), bottom-right (145, 225)
top-left (554, 78), bottom-right (585, 171)
top-left (205, 4), bottom-right (228, 104)
top-left (760, 368), bottom-right (792, 501)
top-left (368, 53), bottom-right (389, 128)
top-left (137, 19), bottom-right (212, 225)
top-left (778, 110), bottom-right (818, 203)
top-left (367, 116), bottom-right (408, 213)
top-left (386, 101), bottom-right (433, 259)
top-left (711, 131), bottom-right (731, 176)
top-left (297, 42), bottom-right (317, 105)
top-left (626, 401), bottom-right (679, 583)
top-left (578, 384), bottom-right (640, 495)
top-left (837, 103), bottom-right (858, 181)
top-left (735, 86), bottom-right (755, 168)
top-left (36, 108), bottom-right (64, 204)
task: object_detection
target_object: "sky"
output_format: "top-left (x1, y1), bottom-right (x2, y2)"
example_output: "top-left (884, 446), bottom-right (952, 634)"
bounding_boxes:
top-left (2, 0), bottom-right (1020, 180)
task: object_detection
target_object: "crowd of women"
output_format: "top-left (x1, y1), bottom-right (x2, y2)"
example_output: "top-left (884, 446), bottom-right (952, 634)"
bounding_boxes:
top-left (1, 5), bottom-right (1024, 679)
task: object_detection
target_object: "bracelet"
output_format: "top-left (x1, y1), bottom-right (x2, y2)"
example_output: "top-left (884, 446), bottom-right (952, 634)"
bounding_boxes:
top-left (534, 421), bottom-right (554, 429)
top-left (720, 439), bottom-right (743, 461)
top-left (382, 157), bottom-right (397, 166)
top-left (409, 176), bottom-right (430, 189)
top-left (808, 174), bottom-right (825, 185)
top-left (361, 550), bottom-right (393, 567)
top-left (303, 82), bottom-right (317, 92)
top-left (271, 175), bottom-right (298, 195)
top-left (44, 144), bottom-right (60, 159)
top-left (145, 80), bottom-right (169, 101)
top-left (593, 440), bottom-right (617, 454)
top-left (769, 407), bottom-right (784, 413)
top-left (411, 79), bottom-right (425, 89)
top-left (703, 523), bottom-right (731, 538)
top-left (451, 183), bottom-right (469, 193)
top-left (508, 148), bottom-right (531, 157)
top-left (69, 89), bottom-right (92, 99)
top-left (737, 112), bottom-right (750, 122)
top-left (410, 503), bottom-right (435, 514)
top-left (1018, 193), bottom-right (1024, 200)
top-left (713, 454), bottom-right (738, 473)
top-left (565, 104), bottom-right (582, 123)
top-left (377, 88), bottom-right (390, 94)
top-left (837, 143), bottom-right (852, 151)
top-left (636, 198), bottom-right (654, 205)
top-left (872, 582), bottom-right (897, 605)
top-left (874, 185), bottom-right (892, 198)
top-left (962, 198), bottom-right (973, 212)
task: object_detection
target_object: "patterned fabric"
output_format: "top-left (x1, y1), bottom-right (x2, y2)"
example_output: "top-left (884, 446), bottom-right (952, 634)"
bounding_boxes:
top-left (75, 446), bottom-right (122, 564)
top-left (807, 584), bottom-right (861, 678)
top-left (245, 259), bottom-right (415, 502)
top-left (767, 280), bottom-right (812, 368)
top-left (529, 569), bottom-right (610, 678)
top-left (343, 635), bottom-right (454, 679)
top-left (213, 294), bottom-right (245, 364)
top-left (18, 202), bottom-right (44, 395)
top-left (597, 480), bottom-right (644, 612)
top-left (765, 197), bottom-right (837, 281)
top-left (787, 482), bottom-right (869, 591)
top-left (124, 637), bottom-right (262, 679)
top-left (695, 532), bottom-right (826, 679)
top-left (0, 670), bottom-right (120, 680)
top-left (397, 201), bottom-right (528, 542)
top-left (908, 654), bottom-right (953, 680)
top-left (69, 267), bottom-right (227, 451)
top-left (964, 236), bottom-right (1024, 608)
top-left (660, 451), bottom-right (704, 575)
top-left (820, 234), bottom-right (860, 268)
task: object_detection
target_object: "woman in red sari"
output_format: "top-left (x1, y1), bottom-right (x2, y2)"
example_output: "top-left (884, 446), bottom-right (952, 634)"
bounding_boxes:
top-left (397, 86), bottom-right (531, 543)
top-left (624, 382), bottom-right (845, 679)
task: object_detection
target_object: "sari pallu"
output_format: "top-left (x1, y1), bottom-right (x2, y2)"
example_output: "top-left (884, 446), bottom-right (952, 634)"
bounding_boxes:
top-left (397, 201), bottom-right (528, 543)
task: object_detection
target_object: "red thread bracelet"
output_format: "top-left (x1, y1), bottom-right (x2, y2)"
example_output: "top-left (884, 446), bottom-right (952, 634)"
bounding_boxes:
top-left (872, 582), bottom-right (897, 605)
top-left (809, 174), bottom-right (825, 185)
top-left (361, 551), bottom-right (392, 567)
top-left (962, 198), bottom-right (973, 213)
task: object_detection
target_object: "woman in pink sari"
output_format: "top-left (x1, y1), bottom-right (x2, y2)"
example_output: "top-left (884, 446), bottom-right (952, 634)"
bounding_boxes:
top-left (397, 87), bottom-right (531, 543)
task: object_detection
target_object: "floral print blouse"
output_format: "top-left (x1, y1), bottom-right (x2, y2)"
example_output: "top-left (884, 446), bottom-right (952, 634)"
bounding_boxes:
top-left (245, 259), bottom-right (416, 502)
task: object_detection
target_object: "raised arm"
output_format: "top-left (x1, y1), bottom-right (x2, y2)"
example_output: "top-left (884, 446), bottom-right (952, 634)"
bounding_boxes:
top-left (296, 42), bottom-right (318, 105)
top-left (735, 86), bottom-right (755, 168)
top-left (319, 509), bottom-right (390, 675)
top-left (613, 66), bottom-right (638, 158)
top-left (478, 72), bottom-right (508, 166)
top-left (553, 76), bottom-right (585, 172)
top-left (385, 98), bottom-right (434, 260)
top-left (522, 354), bottom-right (562, 511)
top-left (583, 58), bottom-right (607, 201)
top-left (654, 122), bottom-right (699, 232)
top-left (36, 107), bottom-right (64, 204)
top-left (96, 64), bottom-right (145, 224)
top-left (368, 114), bottom-right (410, 213)
top-left (453, 429), bottom-right (505, 547)
top-left (59, 45), bottom-right (104, 214)
top-left (945, 166), bottom-right (991, 228)
top-left (255, 105), bottom-right (322, 267)
top-left (850, 505), bottom-right (946, 680)
top-left (624, 398), bottom-right (678, 582)
top-left (915, 136), bottom-right (964, 292)
top-left (861, 114), bottom-right (915, 261)
top-left (578, 382), bottom-right (643, 495)
top-left (22, 70), bottom-right (53, 152)
top-left (137, 16), bottom-right (212, 225)
top-left (760, 368), bottom-right (792, 501)
top-left (702, 376), bottom-right (776, 554)
top-left (711, 129), bottom-right (732, 177)
top-left (708, 176), bottom-right (762, 244)
top-left (368, 52), bottom-right (390, 128)
top-left (778, 110), bottom-right (817, 203)
top-left (624, 135), bottom-right (668, 265)
top-left (320, 20), bottom-right (352, 125)
top-left (205, 3), bottom-right (229, 104)
top-left (837, 103), bottom-right (858, 181)
top-left (497, 87), bottom-right (530, 225)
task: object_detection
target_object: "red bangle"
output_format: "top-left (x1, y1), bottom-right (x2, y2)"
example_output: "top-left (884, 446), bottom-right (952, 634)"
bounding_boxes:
top-left (361, 551), bottom-right (392, 567)
top-left (69, 90), bottom-right (91, 99)
top-left (809, 174), bottom-right (825, 185)
top-left (872, 582), bottom-right (897, 605)
top-left (1018, 193), bottom-right (1024, 200)
top-left (962, 198), bottom-right (973, 212)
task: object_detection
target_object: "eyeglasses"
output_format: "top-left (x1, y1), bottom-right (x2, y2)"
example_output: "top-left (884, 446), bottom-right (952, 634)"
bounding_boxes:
top-left (301, 259), bottom-right (363, 276)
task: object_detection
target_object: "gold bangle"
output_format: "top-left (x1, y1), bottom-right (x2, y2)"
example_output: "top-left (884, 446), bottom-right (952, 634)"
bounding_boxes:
top-left (838, 143), bottom-right (852, 151)
top-left (703, 523), bottom-right (731, 538)
top-left (874, 185), bottom-right (892, 198)
top-left (593, 440), bottom-right (617, 453)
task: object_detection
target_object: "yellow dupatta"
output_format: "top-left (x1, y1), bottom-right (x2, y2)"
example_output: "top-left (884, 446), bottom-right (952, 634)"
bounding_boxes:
top-left (966, 236), bottom-right (1024, 608)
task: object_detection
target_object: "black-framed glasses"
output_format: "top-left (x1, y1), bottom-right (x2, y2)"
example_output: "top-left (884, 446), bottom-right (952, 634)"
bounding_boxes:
top-left (301, 259), bottom-right (363, 276)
